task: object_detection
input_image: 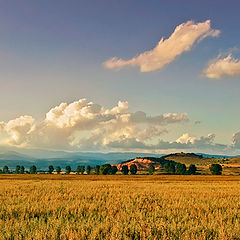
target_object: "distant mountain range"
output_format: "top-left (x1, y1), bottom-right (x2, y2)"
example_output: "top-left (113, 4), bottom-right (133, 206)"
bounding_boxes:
top-left (0, 148), bottom-right (239, 170)
top-left (0, 149), bottom-right (164, 170)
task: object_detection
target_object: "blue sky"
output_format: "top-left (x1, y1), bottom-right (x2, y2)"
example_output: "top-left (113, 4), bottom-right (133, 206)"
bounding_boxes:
top-left (1, 0), bottom-right (240, 154)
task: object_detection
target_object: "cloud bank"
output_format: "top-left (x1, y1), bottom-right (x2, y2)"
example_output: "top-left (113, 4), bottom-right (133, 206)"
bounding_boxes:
top-left (104, 20), bottom-right (220, 72)
top-left (108, 133), bottom-right (225, 152)
top-left (1, 99), bottom-right (239, 153)
top-left (205, 54), bottom-right (240, 79)
top-left (0, 98), bottom-right (189, 151)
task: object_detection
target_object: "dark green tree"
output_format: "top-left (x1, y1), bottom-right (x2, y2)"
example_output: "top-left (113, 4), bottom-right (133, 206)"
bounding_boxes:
top-left (80, 166), bottom-right (85, 175)
top-left (48, 165), bottom-right (54, 174)
top-left (210, 164), bottom-right (222, 175)
top-left (29, 165), bottom-right (37, 174)
top-left (15, 165), bottom-right (21, 174)
top-left (130, 164), bottom-right (137, 175)
top-left (100, 164), bottom-right (112, 175)
top-left (76, 166), bottom-right (85, 174)
top-left (86, 165), bottom-right (91, 175)
top-left (188, 164), bottom-right (197, 175)
top-left (163, 163), bottom-right (175, 174)
top-left (65, 166), bottom-right (71, 174)
top-left (95, 165), bottom-right (100, 175)
top-left (56, 166), bottom-right (61, 174)
top-left (163, 163), bottom-right (170, 173)
top-left (0, 169), bottom-right (2, 174)
top-left (121, 165), bottom-right (129, 175)
top-left (148, 164), bottom-right (155, 175)
top-left (111, 166), bottom-right (118, 175)
top-left (3, 165), bottom-right (9, 174)
top-left (175, 163), bottom-right (187, 175)
top-left (20, 166), bottom-right (25, 174)
top-left (76, 166), bottom-right (81, 174)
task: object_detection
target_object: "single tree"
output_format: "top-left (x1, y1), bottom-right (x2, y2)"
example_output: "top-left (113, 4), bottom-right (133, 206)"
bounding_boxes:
top-left (148, 164), bottom-right (155, 175)
top-left (95, 165), bottom-right (100, 175)
top-left (80, 166), bottom-right (85, 175)
top-left (121, 165), bottom-right (129, 175)
top-left (169, 163), bottom-right (175, 174)
top-left (65, 166), bottom-right (71, 174)
top-left (48, 165), bottom-right (54, 174)
top-left (175, 163), bottom-right (187, 175)
top-left (0, 169), bottom-right (2, 174)
top-left (188, 164), bottom-right (197, 175)
top-left (76, 166), bottom-right (81, 174)
top-left (3, 165), bottom-right (9, 174)
top-left (111, 166), bottom-right (118, 175)
top-left (86, 165), bottom-right (91, 175)
top-left (100, 164), bottom-right (112, 175)
top-left (56, 166), bottom-right (61, 174)
top-left (20, 166), bottom-right (25, 174)
top-left (163, 163), bottom-right (170, 173)
top-left (29, 165), bottom-right (37, 174)
top-left (15, 165), bottom-right (21, 174)
top-left (130, 164), bottom-right (137, 175)
top-left (76, 165), bottom-right (85, 174)
top-left (210, 164), bottom-right (222, 175)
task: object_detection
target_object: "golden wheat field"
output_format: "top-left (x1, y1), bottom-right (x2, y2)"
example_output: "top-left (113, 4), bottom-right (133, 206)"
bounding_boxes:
top-left (0, 175), bottom-right (240, 240)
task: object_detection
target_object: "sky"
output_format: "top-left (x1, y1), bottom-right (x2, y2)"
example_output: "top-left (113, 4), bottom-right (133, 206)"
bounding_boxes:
top-left (1, 0), bottom-right (240, 154)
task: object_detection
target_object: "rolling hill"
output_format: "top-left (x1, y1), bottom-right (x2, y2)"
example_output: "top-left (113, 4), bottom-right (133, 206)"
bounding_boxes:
top-left (117, 157), bottom-right (176, 170)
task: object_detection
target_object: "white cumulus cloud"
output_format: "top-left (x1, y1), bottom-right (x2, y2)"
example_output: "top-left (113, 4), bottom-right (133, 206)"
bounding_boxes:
top-left (104, 20), bottom-right (220, 72)
top-left (176, 133), bottom-right (215, 146)
top-left (4, 116), bottom-right (35, 146)
top-left (176, 133), bottom-right (196, 144)
top-left (205, 54), bottom-right (240, 79)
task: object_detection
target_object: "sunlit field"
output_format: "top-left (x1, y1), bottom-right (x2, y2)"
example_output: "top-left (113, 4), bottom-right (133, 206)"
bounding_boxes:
top-left (0, 175), bottom-right (240, 240)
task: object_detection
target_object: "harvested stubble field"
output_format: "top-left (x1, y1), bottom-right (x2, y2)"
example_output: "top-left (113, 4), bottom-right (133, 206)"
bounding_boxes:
top-left (0, 175), bottom-right (240, 240)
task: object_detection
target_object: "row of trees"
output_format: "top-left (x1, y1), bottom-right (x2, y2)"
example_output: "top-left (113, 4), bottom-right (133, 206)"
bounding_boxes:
top-left (163, 163), bottom-right (223, 175)
top-left (0, 164), bottom-right (134, 175)
top-left (0, 163), bottom-right (223, 175)
top-left (0, 165), bottom-right (37, 174)
top-left (163, 163), bottom-right (197, 175)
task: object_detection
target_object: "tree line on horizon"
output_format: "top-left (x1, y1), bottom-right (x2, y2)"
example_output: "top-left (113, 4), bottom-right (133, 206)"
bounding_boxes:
top-left (0, 162), bottom-right (223, 175)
